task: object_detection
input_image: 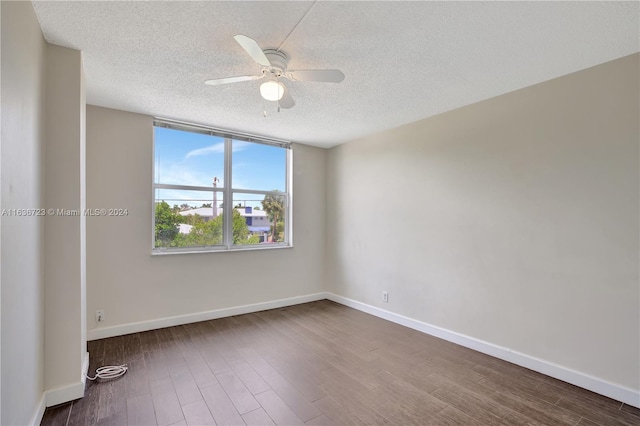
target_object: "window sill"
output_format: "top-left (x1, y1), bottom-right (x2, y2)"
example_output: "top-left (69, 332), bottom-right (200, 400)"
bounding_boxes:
top-left (151, 243), bottom-right (292, 256)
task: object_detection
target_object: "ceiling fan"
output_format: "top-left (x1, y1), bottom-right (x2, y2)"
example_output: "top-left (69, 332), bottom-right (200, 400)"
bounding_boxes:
top-left (205, 35), bottom-right (345, 110)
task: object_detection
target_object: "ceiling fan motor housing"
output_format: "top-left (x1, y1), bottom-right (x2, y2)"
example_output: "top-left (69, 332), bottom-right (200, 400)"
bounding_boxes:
top-left (205, 35), bottom-right (343, 110)
top-left (262, 49), bottom-right (288, 76)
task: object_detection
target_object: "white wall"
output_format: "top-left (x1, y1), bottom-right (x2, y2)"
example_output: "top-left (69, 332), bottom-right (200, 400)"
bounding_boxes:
top-left (1, 1), bottom-right (46, 424)
top-left (43, 44), bottom-right (87, 405)
top-left (327, 54), bottom-right (639, 392)
top-left (86, 106), bottom-right (326, 335)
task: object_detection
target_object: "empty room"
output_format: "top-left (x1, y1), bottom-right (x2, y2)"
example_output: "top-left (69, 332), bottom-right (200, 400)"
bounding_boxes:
top-left (1, 1), bottom-right (639, 425)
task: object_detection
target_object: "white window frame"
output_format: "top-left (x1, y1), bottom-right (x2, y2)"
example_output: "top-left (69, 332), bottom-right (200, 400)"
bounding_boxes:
top-left (152, 118), bottom-right (293, 255)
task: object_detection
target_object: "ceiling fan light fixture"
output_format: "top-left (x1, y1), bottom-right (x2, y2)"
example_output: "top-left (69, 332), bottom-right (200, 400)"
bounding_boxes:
top-left (260, 80), bottom-right (285, 101)
top-left (204, 35), bottom-right (341, 110)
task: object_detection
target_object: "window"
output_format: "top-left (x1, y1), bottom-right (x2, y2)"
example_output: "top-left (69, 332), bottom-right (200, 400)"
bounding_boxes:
top-left (153, 119), bottom-right (291, 253)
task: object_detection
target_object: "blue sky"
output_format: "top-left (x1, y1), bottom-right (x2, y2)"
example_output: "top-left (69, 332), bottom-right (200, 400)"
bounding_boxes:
top-left (154, 127), bottom-right (285, 208)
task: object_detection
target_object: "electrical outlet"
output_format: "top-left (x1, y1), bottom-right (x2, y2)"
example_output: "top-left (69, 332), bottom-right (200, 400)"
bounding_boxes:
top-left (382, 291), bottom-right (389, 303)
top-left (96, 310), bottom-right (105, 322)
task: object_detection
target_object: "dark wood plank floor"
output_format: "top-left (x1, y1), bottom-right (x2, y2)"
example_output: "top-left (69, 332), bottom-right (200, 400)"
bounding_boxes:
top-left (41, 300), bottom-right (640, 426)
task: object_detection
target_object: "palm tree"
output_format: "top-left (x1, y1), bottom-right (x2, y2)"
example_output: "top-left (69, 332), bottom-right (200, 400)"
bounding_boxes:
top-left (261, 192), bottom-right (284, 242)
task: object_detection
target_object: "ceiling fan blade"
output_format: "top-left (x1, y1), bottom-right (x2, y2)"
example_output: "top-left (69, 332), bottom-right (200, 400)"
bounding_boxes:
top-left (234, 35), bottom-right (271, 67)
top-left (204, 75), bottom-right (261, 86)
top-left (279, 85), bottom-right (295, 109)
top-left (287, 69), bottom-right (345, 83)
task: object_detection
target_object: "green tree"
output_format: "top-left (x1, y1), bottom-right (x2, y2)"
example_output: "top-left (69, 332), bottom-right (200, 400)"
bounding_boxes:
top-left (174, 209), bottom-right (254, 247)
top-left (155, 201), bottom-right (183, 247)
top-left (231, 208), bottom-right (262, 244)
top-left (232, 209), bottom-right (249, 243)
top-left (237, 234), bottom-right (260, 245)
top-left (183, 213), bottom-right (205, 226)
top-left (176, 216), bottom-right (222, 247)
top-left (275, 220), bottom-right (285, 241)
top-left (261, 192), bottom-right (285, 242)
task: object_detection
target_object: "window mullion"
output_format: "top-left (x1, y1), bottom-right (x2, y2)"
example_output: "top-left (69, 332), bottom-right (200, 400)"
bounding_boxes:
top-left (223, 138), bottom-right (233, 248)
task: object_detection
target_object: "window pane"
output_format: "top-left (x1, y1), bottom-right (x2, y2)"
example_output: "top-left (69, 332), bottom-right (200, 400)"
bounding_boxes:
top-left (155, 127), bottom-right (225, 188)
top-left (232, 192), bottom-right (286, 246)
top-left (154, 189), bottom-right (224, 248)
top-left (231, 140), bottom-right (286, 192)
top-left (152, 122), bottom-right (290, 253)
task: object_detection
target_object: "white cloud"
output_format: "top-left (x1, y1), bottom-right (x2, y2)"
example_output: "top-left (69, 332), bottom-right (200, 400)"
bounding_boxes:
top-left (185, 142), bottom-right (224, 159)
top-left (155, 153), bottom-right (224, 187)
top-left (184, 140), bottom-right (250, 159)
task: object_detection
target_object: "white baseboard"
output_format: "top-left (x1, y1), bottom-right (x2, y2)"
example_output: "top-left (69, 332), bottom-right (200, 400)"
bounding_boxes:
top-left (28, 394), bottom-right (46, 426)
top-left (45, 381), bottom-right (85, 408)
top-left (325, 292), bottom-right (640, 409)
top-left (82, 351), bottom-right (90, 387)
top-left (83, 291), bottom-right (639, 408)
top-left (87, 293), bottom-right (328, 341)
top-left (44, 351), bottom-right (90, 408)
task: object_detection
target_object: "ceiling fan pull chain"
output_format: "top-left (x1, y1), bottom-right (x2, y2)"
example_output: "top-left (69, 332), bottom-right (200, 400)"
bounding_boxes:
top-left (277, 75), bottom-right (281, 113)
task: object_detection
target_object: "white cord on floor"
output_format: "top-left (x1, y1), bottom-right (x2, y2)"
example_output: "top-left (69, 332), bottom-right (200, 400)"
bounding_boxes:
top-left (86, 365), bottom-right (128, 381)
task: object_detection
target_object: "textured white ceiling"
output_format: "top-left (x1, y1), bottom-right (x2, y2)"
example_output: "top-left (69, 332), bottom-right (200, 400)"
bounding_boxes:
top-left (32, 1), bottom-right (639, 148)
